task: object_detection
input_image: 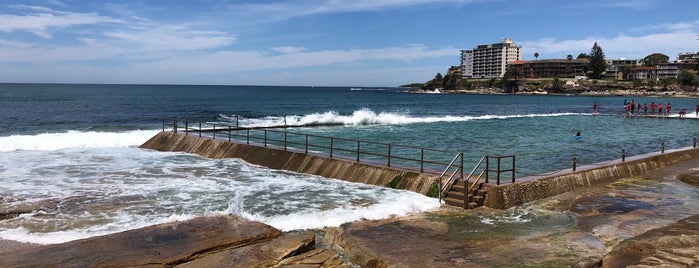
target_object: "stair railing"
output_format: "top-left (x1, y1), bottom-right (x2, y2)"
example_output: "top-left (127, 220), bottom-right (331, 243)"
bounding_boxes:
top-left (438, 153), bottom-right (488, 204)
top-left (438, 152), bottom-right (463, 203)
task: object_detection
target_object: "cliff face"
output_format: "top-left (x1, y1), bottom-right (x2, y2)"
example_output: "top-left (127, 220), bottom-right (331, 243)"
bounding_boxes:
top-left (139, 131), bottom-right (437, 195)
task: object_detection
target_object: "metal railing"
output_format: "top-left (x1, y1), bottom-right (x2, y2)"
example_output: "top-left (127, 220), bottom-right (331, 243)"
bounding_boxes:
top-left (163, 118), bottom-right (464, 176)
top-left (437, 153), bottom-right (464, 203)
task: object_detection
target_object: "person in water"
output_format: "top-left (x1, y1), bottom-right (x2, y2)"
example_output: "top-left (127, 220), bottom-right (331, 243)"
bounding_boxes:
top-left (574, 131), bottom-right (581, 137)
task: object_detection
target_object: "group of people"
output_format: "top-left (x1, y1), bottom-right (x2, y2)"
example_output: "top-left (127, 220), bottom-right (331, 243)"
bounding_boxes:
top-left (619, 99), bottom-right (698, 118)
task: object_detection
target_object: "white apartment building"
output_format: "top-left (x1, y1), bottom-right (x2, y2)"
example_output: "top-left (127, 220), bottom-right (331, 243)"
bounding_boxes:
top-left (460, 38), bottom-right (521, 79)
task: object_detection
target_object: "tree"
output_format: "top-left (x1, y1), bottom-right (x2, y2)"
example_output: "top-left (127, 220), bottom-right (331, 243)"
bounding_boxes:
top-left (551, 77), bottom-right (564, 91)
top-left (534, 52), bottom-right (539, 60)
top-left (643, 53), bottom-right (669, 66)
top-left (588, 42), bottom-right (607, 79)
top-left (502, 65), bottom-right (521, 93)
top-left (678, 70), bottom-right (695, 86)
top-left (577, 53), bottom-right (590, 60)
top-left (567, 54), bottom-right (573, 61)
top-left (422, 73), bottom-right (444, 90)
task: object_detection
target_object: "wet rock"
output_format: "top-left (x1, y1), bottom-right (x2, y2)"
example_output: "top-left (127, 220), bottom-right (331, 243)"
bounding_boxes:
top-left (676, 169), bottom-right (699, 187)
top-left (0, 215), bottom-right (282, 267)
top-left (601, 214), bottom-right (699, 267)
top-left (177, 231), bottom-right (332, 268)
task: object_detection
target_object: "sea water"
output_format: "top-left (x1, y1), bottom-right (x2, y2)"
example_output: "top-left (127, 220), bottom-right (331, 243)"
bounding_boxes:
top-left (1, 83), bottom-right (698, 244)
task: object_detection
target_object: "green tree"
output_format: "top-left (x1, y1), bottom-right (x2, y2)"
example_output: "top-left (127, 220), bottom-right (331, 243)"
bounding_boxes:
top-left (678, 70), bottom-right (695, 86)
top-left (642, 53), bottom-right (669, 66)
top-left (443, 73), bottom-right (458, 90)
top-left (576, 53), bottom-right (590, 60)
top-left (502, 66), bottom-right (521, 93)
top-left (534, 52), bottom-right (539, 60)
top-left (422, 73), bottom-right (444, 90)
top-left (550, 77), bottom-right (564, 91)
top-left (588, 42), bottom-right (607, 79)
top-left (567, 54), bottom-right (573, 61)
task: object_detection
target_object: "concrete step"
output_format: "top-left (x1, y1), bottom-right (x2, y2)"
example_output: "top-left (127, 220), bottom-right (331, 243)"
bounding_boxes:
top-left (443, 197), bottom-right (468, 208)
top-left (446, 191), bottom-right (466, 199)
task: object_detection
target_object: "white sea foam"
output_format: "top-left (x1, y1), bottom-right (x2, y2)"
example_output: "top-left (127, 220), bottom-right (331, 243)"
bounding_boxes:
top-left (236, 189), bottom-right (439, 231)
top-left (0, 147), bottom-right (439, 244)
top-left (229, 108), bottom-right (583, 128)
top-left (0, 129), bottom-right (159, 152)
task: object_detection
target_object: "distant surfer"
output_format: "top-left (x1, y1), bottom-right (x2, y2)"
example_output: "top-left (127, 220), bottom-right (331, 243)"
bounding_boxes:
top-left (574, 131), bottom-right (582, 139)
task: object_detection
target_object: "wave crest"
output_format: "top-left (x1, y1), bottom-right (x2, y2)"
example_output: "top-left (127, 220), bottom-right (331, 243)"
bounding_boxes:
top-left (0, 130), bottom-right (159, 152)
top-left (223, 109), bottom-right (584, 128)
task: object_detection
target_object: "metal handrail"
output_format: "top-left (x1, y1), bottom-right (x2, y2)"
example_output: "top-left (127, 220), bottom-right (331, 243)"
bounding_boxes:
top-left (438, 152), bottom-right (463, 203)
top-left (165, 118), bottom-right (461, 176)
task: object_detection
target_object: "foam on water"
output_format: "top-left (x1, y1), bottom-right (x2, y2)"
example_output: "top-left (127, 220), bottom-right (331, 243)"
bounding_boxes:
top-left (0, 145), bottom-right (439, 244)
top-left (223, 108), bottom-right (585, 128)
top-left (0, 129), bottom-right (159, 152)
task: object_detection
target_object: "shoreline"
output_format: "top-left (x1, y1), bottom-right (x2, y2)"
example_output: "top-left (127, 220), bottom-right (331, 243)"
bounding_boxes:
top-left (408, 88), bottom-right (699, 98)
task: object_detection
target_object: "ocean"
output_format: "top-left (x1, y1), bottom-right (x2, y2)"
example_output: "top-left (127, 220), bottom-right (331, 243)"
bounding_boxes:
top-left (1, 83), bottom-right (698, 245)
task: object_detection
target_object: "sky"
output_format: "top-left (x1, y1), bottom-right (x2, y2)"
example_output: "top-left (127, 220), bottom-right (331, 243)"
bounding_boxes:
top-left (0, 0), bottom-right (698, 87)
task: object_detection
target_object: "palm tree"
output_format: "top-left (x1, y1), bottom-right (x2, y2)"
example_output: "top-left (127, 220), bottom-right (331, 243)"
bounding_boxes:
top-left (534, 52), bottom-right (539, 60)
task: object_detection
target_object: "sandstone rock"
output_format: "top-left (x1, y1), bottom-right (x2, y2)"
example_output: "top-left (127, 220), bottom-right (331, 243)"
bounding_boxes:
top-left (177, 231), bottom-right (316, 268)
top-left (601, 214), bottom-right (699, 267)
top-left (676, 169), bottom-right (699, 187)
top-left (0, 215), bottom-right (282, 267)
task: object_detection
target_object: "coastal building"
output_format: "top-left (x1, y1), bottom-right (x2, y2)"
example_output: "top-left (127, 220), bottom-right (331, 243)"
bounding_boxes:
top-left (448, 65), bottom-right (463, 77)
top-left (460, 50), bottom-right (474, 78)
top-left (604, 58), bottom-right (641, 80)
top-left (460, 38), bottom-right (521, 79)
top-left (657, 63), bottom-right (679, 80)
top-left (677, 52), bottom-right (699, 72)
top-left (630, 66), bottom-right (658, 80)
top-left (507, 59), bottom-right (588, 78)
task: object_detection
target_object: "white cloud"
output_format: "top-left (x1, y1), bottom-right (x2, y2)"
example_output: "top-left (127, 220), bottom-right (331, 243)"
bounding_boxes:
top-left (225, 0), bottom-right (488, 23)
top-left (103, 26), bottom-right (236, 52)
top-left (0, 6), bottom-right (120, 38)
top-left (522, 29), bottom-right (698, 60)
top-left (272, 46), bottom-right (306, 53)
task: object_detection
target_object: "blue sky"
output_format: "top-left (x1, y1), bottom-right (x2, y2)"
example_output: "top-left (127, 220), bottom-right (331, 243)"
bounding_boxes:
top-left (0, 0), bottom-right (698, 86)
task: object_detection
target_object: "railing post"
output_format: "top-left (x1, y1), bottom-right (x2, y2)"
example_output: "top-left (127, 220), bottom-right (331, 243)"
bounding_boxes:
top-left (228, 127), bottom-right (231, 142)
top-left (284, 132), bottom-right (287, 150)
top-left (236, 115), bottom-right (239, 128)
top-left (356, 141), bottom-right (360, 162)
top-left (184, 119), bottom-right (189, 135)
top-left (496, 157), bottom-right (501, 185)
top-left (173, 118), bottom-right (177, 133)
top-left (246, 129), bottom-right (250, 144)
top-left (213, 124), bottom-right (216, 140)
top-left (694, 137), bottom-right (697, 148)
top-left (420, 148), bottom-right (424, 173)
top-left (330, 138), bottom-right (334, 158)
top-left (264, 130), bottom-right (268, 147)
top-left (387, 144), bottom-right (392, 167)
top-left (662, 142), bottom-right (666, 153)
top-left (572, 156), bottom-right (577, 172)
top-left (485, 156), bottom-right (489, 183)
top-left (460, 152), bottom-right (464, 182)
top-left (622, 148), bottom-right (626, 162)
top-left (305, 135), bottom-right (309, 154)
top-left (511, 155), bottom-right (516, 183)
top-left (198, 122), bottom-right (201, 137)
top-left (162, 118), bottom-right (165, 132)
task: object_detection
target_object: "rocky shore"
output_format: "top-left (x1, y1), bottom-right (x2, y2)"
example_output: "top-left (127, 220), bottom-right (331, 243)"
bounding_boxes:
top-left (2, 152), bottom-right (699, 267)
